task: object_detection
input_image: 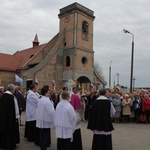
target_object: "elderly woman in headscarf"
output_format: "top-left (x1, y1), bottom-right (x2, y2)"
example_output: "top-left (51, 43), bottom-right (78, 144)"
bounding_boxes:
top-left (112, 93), bottom-right (121, 123)
top-left (122, 94), bottom-right (133, 123)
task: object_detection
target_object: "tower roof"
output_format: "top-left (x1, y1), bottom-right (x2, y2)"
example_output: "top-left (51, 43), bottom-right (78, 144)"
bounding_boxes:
top-left (58, 2), bottom-right (95, 19)
top-left (33, 34), bottom-right (39, 43)
top-left (32, 34), bottom-right (39, 47)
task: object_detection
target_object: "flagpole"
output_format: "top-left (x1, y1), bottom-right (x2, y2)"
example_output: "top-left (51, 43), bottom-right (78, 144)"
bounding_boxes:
top-left (82, 83), bottom-right (84, 94)
top-left (109, 60), bottom-right (112, 88)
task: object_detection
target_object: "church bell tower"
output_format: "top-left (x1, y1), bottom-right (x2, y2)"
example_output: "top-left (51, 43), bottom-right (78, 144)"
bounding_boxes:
top-left (58, 3), bottom-right (95, 84)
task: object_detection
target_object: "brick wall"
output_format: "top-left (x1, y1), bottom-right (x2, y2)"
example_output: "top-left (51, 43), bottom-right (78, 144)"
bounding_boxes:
top-left (0, 71), bottom-right (16, 89)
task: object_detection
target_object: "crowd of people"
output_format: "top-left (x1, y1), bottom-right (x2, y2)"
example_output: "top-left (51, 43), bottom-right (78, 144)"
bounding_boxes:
top-left (109, 91), bottom-right (150, 124)
top-left (0, 83), bottom-right (150, 150)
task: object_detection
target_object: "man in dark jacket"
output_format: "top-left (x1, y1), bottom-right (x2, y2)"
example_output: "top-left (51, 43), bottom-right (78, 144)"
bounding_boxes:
top-left (14, 86), bottom-right (26, 125)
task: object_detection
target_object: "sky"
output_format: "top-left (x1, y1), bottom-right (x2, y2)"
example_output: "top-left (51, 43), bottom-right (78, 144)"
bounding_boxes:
top-left (1, 0), bottom-right (150, 88)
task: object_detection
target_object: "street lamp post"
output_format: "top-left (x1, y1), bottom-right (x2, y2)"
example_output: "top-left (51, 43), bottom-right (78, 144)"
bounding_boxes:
top-left (123, 29), bottom-right (134, 93)
top-left (114, 74), bottom-right (116, 88)
top-left (133, 77), bottom-right (136, 93)
top-left (109, 60), bottom-right (112, 87)
top-left (116, 73), bottom-right (120, 85)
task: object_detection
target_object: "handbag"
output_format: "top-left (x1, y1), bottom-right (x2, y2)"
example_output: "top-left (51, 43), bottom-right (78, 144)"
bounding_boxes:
top-left (140, 114), bottom-right (147, 122)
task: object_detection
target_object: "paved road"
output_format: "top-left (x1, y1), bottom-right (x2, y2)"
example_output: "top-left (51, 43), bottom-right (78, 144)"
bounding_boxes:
top-left (11, 113), bottom-right (150, 150)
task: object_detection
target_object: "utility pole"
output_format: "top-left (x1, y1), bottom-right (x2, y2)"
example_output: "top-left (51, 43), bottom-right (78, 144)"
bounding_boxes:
top-left (133, 77), bottom-right (136, 93)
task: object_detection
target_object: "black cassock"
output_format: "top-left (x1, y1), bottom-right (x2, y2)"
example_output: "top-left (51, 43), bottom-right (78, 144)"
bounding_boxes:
top-left (0, 93), bottom-right (20, 149)
top-left (87, 99), bottom-right (114, 150)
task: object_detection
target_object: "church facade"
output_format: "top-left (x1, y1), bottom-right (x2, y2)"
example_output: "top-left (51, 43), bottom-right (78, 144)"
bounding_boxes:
top-left (0, 3), bottom-right (106, 91)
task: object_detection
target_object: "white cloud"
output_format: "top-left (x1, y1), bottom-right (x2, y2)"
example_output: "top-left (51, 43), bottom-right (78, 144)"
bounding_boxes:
top-left (0, 0), bottom-right (150, 87)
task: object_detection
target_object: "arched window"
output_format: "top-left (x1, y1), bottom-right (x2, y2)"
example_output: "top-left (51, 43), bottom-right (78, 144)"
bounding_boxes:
top-left (82, 56), bottom-right (88, 65)
top-left (82, 21), bottom-right (89, 33)
top-left (66, 56), bottom-right (70, 66)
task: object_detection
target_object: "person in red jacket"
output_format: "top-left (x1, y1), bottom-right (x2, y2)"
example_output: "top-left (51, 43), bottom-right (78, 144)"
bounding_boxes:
top-left (142, 94), bottom-right (150, 123)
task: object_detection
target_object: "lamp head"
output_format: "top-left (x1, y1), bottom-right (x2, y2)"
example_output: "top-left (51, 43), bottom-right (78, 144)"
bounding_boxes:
top-left (123, 29), bottom-right (130, 33)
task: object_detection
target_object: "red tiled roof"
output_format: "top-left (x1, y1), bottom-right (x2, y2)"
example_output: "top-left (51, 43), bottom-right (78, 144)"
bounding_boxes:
top-left (0, 53), bottom-right (22, 71)
top-left (0, 44), bottom-right (46, 71)
top-left (14, 43), bottom-right (46, 69)
top-left (0, 33), bottom-right (59, 71)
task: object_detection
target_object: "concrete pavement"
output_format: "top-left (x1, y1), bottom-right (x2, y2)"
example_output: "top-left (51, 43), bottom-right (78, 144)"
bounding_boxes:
top-left (15, 113), bottom-right (150, 150)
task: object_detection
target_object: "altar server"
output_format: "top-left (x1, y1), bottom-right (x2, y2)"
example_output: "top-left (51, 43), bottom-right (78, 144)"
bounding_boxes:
top-left (25, 83), bottom-right (39, 142)
top-left (55, 91), bottom-right (76, 150)
top-left (36, 85), bottom-right (55, 150)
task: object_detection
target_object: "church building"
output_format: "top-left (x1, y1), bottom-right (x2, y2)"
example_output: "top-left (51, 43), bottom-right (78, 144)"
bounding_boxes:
top-left (0, 2), bottom-right (106, 91)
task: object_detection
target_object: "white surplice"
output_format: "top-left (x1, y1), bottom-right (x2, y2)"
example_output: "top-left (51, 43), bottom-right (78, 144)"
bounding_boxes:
top-left (36, 96), bottom-right (55, 128)
top-left (26, 90), bottom-right (39, 121)
top-left (54, 99), bottom-right (77, 139)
